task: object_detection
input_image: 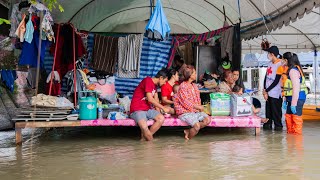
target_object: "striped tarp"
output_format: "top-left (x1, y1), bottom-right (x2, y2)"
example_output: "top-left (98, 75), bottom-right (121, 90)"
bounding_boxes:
top-left (115, 36), bottom-right (172, 98)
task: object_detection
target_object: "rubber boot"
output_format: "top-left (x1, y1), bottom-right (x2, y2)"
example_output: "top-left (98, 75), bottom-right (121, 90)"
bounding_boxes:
top-left (292, 115), bottom-right (303, 135)
top-left (285, 114), bottom-right (294, 134)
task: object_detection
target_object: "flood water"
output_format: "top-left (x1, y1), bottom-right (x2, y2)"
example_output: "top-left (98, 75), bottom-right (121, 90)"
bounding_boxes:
top-left (0, 121), bottom-right (319, 180)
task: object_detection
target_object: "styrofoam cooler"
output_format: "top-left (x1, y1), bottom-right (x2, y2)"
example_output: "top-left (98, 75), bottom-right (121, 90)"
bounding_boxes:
top-left (230, 93), bottom-right (253, 117)
top-left (210, 93), bottom-right (231, 116)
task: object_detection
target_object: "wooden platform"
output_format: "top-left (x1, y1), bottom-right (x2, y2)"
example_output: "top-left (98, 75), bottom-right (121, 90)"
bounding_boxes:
top-left (303, 105), bottom-right (320, 121)
top-left (14, 116), bottom-right (261, 145)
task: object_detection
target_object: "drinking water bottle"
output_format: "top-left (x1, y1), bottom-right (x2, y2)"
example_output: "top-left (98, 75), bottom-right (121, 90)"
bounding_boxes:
top-left (98, 106), bottom-right (103, 119)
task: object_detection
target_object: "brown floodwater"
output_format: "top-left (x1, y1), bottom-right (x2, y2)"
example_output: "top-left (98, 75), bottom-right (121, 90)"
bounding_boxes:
top-left (0, 121), bottom-right (320, 180)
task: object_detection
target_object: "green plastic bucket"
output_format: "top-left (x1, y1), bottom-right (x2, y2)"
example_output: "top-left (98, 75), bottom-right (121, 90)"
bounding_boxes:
top-left (79, 91), bottom-right (97, 120)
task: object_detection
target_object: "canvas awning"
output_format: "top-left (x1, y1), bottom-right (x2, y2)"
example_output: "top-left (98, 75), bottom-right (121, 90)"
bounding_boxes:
top-left (243, 7), bottom-right (320, 53)
top-left (43, 0), bottom-right (320, 37)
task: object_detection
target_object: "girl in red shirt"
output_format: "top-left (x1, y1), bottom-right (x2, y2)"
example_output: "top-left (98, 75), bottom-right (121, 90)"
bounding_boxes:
top-left (161, 69), bottom-right (179, 114)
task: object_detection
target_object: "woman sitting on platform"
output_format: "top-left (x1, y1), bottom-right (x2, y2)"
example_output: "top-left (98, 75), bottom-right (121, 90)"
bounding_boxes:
top-left (161, 69), bottom-right (179, 114)
top-left (174, 65), bottom-right (211, 140)
top-left (218, 70), bottom-right (235, 94)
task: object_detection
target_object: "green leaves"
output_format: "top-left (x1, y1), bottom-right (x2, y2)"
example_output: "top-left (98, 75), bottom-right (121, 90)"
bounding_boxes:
top-left (0, 18), bottom-right (10, 25)
top-left (30, 0), bottom-right (64, 12)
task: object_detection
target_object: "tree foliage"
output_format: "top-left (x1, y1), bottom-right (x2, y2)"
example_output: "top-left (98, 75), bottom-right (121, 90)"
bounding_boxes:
top-left (30, 0), bottom-right (64, 12)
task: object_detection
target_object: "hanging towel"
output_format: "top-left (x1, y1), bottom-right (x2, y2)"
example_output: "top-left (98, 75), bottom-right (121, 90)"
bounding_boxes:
top-left (221, 25), bottom-right (234, 61)
top-left (24, 15), bottom-right (34, 44)
top-left (92, 34), bottom-right (118, 74)
top-left (15, 14), bottom-right (26, 42)
top-left (46, 71), bottom-right (60, 83)
top-left (118, 34), bottom-right (143, 78)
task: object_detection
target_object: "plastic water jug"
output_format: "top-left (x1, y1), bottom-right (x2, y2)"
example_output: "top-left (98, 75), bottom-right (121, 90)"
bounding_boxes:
top-left (79, 91), bottom-right (97, 120)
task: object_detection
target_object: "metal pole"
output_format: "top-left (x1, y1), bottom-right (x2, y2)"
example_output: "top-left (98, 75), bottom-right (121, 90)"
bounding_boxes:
top-left (315, 49), bottom-right (318, 106)
top-left (196, 46), bottom-right (199, 82)
top-left (49, 24), bottom-right (60, 95)
top-left (35, 12), bottom-right (43, 97)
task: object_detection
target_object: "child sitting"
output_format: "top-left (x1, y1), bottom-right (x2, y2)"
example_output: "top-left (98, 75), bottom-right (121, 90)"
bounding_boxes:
top-left (232, 85), bottom-right (269, 123)
top-left (172, 84), bottom-right (179, 104)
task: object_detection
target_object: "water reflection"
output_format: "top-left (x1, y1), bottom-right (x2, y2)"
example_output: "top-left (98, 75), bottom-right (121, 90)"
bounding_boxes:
top-left (0, 123), bottom-right (319, 179)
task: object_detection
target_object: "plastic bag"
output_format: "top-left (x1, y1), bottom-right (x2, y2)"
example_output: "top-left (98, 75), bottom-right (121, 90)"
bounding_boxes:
top-left (107, 111), bottom-right (128, 120)
top-left (119, 96), bottom-right (131, 113)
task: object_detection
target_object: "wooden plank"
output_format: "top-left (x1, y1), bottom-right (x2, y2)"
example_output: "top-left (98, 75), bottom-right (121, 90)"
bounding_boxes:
top-left (15, 121), bottom-right (81, 128)
top-left (15, 128), bottom-right (22, 145)
top-left (20, 111), bottom-right (69, 114)
top-left (12, 117), bottom-right (67, 121)
top-left (16, 114), bottom-right (68, 118)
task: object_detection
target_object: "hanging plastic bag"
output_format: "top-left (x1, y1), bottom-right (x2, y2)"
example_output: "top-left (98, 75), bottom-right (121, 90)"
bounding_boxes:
top-left (119, 96), bottom-right (131, 113)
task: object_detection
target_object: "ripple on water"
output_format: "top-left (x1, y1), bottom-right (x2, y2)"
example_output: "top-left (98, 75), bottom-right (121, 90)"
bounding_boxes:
top-left (0, 122), bottom-right (319, 179)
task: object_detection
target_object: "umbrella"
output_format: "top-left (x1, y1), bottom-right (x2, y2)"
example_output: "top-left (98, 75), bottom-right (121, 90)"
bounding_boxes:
top-left (145, 0), bottom-right (171, 41)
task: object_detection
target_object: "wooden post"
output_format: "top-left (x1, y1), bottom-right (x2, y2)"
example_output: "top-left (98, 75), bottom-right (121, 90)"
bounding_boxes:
top-left (15, 128), bottom-right (22, 145)
top-left (255, 127), bottom-right (260, 136)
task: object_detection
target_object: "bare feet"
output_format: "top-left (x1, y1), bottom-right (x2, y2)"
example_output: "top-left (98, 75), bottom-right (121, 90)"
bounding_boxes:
top-left (261, 118), bottom-right (269, 123)
top-left (140, 132), bottom-right (146, 141)
top-left (142, 128), bottom-right (153, 141)
top-left (184, 129), bottom-right (190, 140)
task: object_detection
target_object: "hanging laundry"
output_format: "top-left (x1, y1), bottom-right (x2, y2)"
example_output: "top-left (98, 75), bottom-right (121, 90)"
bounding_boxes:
top-left (28, 1), bottom-right (55, 42)
top-left (221, 22), bottom-right (234, 62)
top-left (49, 24), bottom-right (86, 78)
top-left (92, 34), bottom-right (118, 74)
top-left (15, 14), bottom-right (26, 42)
top-left (114, 36), bottom-right (172, 98)
top-left (62, 70), bottom-right (88, 97)
top-left (0, 70), bottom-right (17, 92)
top-left (19, 30), bottom-right (48, 67)
top-left (24, 15), bottom-right (34, 43)
top-left (29, 2), bottom-right (50, 13)
top-left (45, 71), bottom-right (61, 96)
top-left (41, 11), bottom-right (54, 41)
top-left (118, 34), bottom-right (143, 78)
top-left (9, 3), bottom-right (22, 38)
top-left (46, 71), bottom-right (60, 83)
top-left (26, 67), bottom-right (37, 89)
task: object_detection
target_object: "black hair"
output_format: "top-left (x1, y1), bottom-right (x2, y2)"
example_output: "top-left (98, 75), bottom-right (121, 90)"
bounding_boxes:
top-left (155, 68), bottom-right (169, 79)
top-left (174, 55), bottom-right (182, 62)
top-left (168, 68), bottom-right (178, 80)
top-left (232, 85), bottom-right (242, 93)
top-left (232, 68), bottom-right (240, 72)
top-left (283, 52), bottom-right (303, 75)
top-left (173, 54), bottom-right (184, 70)
top-left (221, 70), bottom-right (232, 82)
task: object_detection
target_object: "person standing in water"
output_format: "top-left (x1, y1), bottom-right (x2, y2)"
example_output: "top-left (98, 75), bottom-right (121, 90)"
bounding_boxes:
top-left (283, 52), bottom-right (308, 135)
top-left (263, 46), bottom-right (284, 131)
